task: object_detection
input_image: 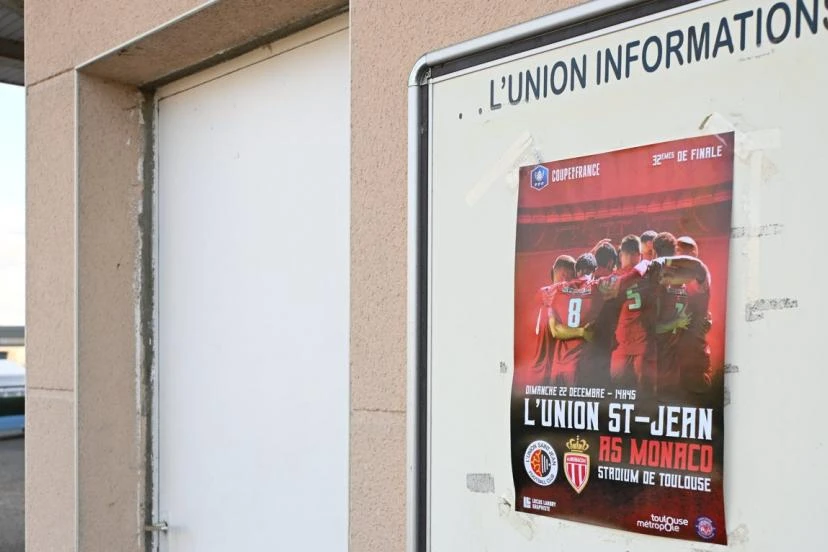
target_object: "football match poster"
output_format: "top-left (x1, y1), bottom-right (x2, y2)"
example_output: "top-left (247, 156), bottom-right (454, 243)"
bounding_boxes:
top-left (510, 134), bottom-right (734, 545)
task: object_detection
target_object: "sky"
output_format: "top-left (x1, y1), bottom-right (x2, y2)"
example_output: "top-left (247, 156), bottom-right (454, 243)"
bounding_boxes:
top-left (0, 82), bottom-right (25, 326)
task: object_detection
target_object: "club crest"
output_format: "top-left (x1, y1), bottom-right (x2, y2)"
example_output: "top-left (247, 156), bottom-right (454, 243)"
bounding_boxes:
top-left (564, 436), bottom-right (590, 494)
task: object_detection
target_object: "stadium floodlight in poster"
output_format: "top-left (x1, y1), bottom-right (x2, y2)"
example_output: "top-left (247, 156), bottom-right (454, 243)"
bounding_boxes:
top-left (511, 134), bottom-right (733, 544)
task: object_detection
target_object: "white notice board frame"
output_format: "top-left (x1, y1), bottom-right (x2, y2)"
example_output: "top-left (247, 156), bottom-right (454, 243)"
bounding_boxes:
top-left (408, 0), bottom-right (828, 550)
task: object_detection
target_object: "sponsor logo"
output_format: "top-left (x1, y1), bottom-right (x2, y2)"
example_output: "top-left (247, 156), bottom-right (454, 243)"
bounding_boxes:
top-left (521, 495), bottom-right (557, 512)
top-left (695, 516), bottom-right (716, 540)
top-left (524, 440), bottom-right (558, 486)
top-left (563, 435), bottom-right (590, 493)
top-left (530, 165), bottom-right (549, 191)
top-left (636, 514), bottom-right (689, 533)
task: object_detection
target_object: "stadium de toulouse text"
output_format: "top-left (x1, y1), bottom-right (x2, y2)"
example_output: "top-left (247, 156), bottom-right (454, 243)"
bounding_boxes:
top-left (488, 0), bottom-right (827, 110)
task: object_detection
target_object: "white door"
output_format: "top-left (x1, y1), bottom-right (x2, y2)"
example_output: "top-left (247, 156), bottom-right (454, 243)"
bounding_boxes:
top-left (155, 17), bottom-right (349, 552)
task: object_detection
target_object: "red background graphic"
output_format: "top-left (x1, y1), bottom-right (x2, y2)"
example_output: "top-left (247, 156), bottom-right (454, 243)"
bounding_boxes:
top-left (514, 134), bottom-right (734, 388)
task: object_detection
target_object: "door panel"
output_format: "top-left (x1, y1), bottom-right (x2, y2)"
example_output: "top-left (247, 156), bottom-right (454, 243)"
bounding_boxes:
top-left (156, 21), bottom-right (349, 552)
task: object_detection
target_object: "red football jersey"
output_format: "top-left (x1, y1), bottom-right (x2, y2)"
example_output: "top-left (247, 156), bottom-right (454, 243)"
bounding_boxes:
top-left (527, 283), bottom-right (562, 382)
top-left (534, 283), bottom-right (565, 341)
top-left (537, 283), bottom-right (560, 309)
top-left (590, 267), bottom-right (620, 349)
top-left (676, 279), bottom-right (711, 358)
top-left (655, 284), bottom-right (689, 388)
top-left (549, 277), bottom-right (605, 368)
top-left (613, 265), bottom-right (657, 356)
top-left (656, 284), bottom-right (689, 343)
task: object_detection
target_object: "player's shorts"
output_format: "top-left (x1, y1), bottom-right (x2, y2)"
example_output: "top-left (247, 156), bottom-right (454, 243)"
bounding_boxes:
top-left (610, 348), bottom-right (657, 394)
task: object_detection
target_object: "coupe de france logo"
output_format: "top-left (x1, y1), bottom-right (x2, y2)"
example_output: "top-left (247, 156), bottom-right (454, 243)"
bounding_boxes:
top-left (564, 435), bottom-right (590, 494)
top-left (524, 440), bottom-right (558, 486)
top-left (530, 165), bottom-right (549, 191)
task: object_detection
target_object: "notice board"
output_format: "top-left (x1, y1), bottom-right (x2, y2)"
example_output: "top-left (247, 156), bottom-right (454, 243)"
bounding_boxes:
top-left (409, 0), bottom-right (828, 550)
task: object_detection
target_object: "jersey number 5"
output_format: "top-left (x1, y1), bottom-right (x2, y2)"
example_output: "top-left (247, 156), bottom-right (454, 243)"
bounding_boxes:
top-left (626, 288), bottom-right (642, 310)
top-left (567, 298), bottom-right (582, 327)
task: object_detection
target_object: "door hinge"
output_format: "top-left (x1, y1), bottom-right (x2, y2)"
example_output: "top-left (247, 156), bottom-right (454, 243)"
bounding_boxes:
top-left (145, 521), bottom-right (169, 533)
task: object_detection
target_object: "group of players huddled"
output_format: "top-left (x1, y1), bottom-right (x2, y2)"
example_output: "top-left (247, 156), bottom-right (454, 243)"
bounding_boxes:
top-left (532, 231), bottom-right (714, 400)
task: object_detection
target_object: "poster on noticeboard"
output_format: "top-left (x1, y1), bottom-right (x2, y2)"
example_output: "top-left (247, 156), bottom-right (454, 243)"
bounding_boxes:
top-left (510, 134), bottom-right (733, 544)
top-left (422, 0), bottom-right (828, 548)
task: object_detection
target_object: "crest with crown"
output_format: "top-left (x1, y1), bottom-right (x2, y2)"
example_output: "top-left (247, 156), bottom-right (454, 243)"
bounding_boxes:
top-left (566, 435), bottom-right (589, 453)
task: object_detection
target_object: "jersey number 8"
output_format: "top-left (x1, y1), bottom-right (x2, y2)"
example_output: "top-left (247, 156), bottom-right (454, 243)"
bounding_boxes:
top-left (567, 298), bottom-right (582, 327)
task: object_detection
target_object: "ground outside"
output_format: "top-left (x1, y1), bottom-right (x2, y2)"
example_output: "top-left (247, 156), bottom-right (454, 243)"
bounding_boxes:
top-left (0, 434), bottom-right (24, 552)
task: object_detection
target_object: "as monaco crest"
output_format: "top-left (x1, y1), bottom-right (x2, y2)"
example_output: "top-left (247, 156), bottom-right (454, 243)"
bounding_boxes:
top-left (564, 436), bottom-right (590, 494)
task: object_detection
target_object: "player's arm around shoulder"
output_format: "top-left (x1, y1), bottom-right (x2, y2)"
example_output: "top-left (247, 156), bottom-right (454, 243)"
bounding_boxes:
top-left (653, 256), bottom-right (711, 289)
top-left (550, 319), bottom-right (590, 341)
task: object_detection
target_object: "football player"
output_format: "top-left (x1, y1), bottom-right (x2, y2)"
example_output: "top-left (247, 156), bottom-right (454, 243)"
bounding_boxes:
top-left (592, 241), bottom-right (617, 278)
top-left (575, 252), bottom-right (597, 278)
top-left (674, 236), bottom-right (713, 395)
top-left (589, 241), bottom-right (620, 385)
top-left (609, 235), bottom-right (658, 393)
top-left (602, 246), bottom-right (711, 395)
top-left (676, 235), bottom-right (698, 257)
top-left (529, 256), bottom-right (577, 384)
top-left (652, 232), bottom-right (691, 393)
top-left (640, 230), bottom-right (658, 261)
top-left (547, 254), bottom-right (604, 386)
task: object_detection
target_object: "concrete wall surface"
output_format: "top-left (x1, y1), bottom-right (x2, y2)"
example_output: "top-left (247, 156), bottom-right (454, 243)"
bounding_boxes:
top-left (348, 2), bottom-right (582, 550)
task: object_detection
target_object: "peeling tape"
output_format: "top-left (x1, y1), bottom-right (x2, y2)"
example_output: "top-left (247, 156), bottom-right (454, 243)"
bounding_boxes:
top-left (745, 297), bottom-right (799, 322)
top-left (728, 523), bottom-right (750, 545)
top-left (465, 132), bottom-right (539, 206)
top-left (466, 473), bottom-right (495, 493)
top-left (497, 496), bottom-right (535, 540)
top-left (699, 113), bottom-right (782, 302)
top-left (699, 113), bottom-right (782, 160)
top-left (731, 224), bottom-right (783, 239)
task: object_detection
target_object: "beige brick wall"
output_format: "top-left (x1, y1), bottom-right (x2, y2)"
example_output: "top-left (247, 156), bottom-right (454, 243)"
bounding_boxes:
top-left (25, 0), bottom-right (206, 86)
top-left (76, 74), bottom-right (147, 552)
top-left (25, 67), bottom-right (78, 552)
top-left (25, 2), bottom-right (208, 550)
top-left (348, 2), bottom-right (583, 549)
